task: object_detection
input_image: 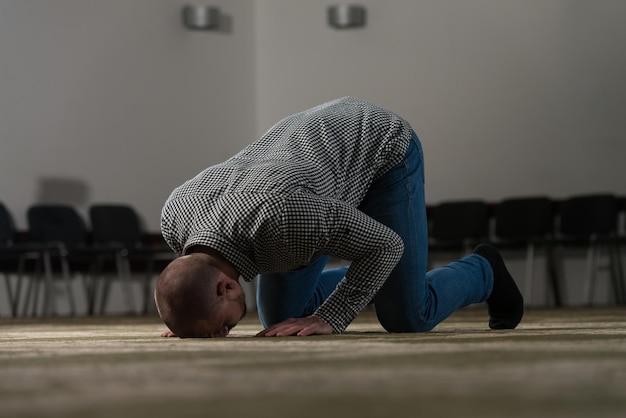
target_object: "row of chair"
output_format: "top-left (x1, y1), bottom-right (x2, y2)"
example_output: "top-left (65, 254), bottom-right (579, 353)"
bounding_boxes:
top-left (427, 194), bottom-right (625, 307)
top-left (0, 203), bottom-right (174, 317)
top-left (2, 194), bottom-right (625, 316)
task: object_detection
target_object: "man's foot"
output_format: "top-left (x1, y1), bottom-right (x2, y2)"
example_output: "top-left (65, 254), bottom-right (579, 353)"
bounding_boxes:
top-left (474, 244), bottom-right (524, 329)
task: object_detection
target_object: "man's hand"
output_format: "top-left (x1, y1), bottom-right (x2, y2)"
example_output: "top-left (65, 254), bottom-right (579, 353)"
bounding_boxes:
top-left (161, 330), bottom-right (177, 338)
top-left (256, 316), bottom-right (333, 337)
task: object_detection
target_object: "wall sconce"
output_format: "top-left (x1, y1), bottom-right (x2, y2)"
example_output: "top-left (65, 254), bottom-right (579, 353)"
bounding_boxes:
top-left (182, 5), bottom-right (221, 30)
top-left (328, 5), bottom-right (367, 29)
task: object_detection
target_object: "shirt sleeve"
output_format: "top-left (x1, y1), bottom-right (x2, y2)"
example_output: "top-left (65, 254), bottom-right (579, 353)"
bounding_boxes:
top-left (302, 198), bottom-right (405, 333)
top-left (160, 197), bottom-right (185, 256)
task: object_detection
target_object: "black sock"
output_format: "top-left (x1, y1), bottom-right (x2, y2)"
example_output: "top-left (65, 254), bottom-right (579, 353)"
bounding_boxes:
top-left (474, 244), bottom-right (524, 329)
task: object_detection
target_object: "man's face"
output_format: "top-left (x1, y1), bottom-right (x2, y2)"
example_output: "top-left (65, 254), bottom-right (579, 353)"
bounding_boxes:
top-left (198, 281), bottom-right (247, 338)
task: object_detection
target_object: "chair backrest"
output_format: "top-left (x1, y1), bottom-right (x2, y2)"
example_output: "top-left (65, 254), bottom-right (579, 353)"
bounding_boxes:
top-left (0, 202), bottom-right (16, 246)
top-left (89, 204), bottom-right (142, 247)
top-left (494, 197), bottom-right (554, 240)
top-left (27, 204), bottom-right (88, 247)
top-left (559, 194), bottom-right (619, 237)
top-left (429, 200), bottom-right (489, 242)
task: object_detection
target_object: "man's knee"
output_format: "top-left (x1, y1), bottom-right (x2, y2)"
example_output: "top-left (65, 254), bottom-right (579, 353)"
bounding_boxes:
top-left (377, 311), bottom-right (437, 333)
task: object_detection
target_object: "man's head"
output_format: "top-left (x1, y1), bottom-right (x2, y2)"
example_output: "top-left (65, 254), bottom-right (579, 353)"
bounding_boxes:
top-left (154, 253), bottom-right (247, 337)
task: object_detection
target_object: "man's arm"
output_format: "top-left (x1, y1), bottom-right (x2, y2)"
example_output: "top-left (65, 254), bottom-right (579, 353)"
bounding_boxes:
top-left (312, 201), bottom-right (404, 333)
top-left (258, 198), bottom-right (404, 336)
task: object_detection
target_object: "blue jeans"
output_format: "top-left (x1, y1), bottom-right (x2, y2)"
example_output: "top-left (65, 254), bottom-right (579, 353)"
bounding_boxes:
top-left (257, 132), bottom-right (494, 332)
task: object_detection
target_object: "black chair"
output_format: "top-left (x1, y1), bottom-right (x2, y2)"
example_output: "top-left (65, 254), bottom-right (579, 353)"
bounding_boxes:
top-left (555, 194), bottom-right (624, 306)
top-left (89, 204), bottom-right (174, 315)
top-left (492, 197), bottom-right (560, 306)
top-left (428, 200), bottom-right (489, 265)
top-left (26, 204), bottom-right (106, 316)
top-left (0, 203), bottom-right (49, 317)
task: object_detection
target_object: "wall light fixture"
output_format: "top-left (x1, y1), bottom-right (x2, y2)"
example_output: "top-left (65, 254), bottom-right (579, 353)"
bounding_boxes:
top-left (182, 5), bottom-right (220, 30)
top-left (328, 5), bottom-right (367, 29)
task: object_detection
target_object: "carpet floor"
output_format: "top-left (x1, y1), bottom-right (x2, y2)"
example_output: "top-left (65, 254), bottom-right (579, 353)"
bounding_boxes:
top-left (1, 306), bottom-right (626, 418)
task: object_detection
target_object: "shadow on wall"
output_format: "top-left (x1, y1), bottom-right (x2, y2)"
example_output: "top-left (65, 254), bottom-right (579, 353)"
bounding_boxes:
top-left (36, 177), bottom-right (90, 207)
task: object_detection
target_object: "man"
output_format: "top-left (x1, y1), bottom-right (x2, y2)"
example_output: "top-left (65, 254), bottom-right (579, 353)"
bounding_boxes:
top-left (155, 97), bottom-right (523, 338)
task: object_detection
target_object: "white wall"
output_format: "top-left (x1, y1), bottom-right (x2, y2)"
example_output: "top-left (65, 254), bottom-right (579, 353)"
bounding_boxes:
top-left (1, 0), bottom-right (625, 232)
top-left (0, 0), bottom-right (256, 231)
top-left (256, 0), bottom-right (626, 205)
top-left (1, 1), bottom-right (625, 314)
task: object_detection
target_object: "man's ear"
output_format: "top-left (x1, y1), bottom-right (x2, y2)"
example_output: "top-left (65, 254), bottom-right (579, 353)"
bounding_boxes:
top-left (216, 279), bottom-right (227, 296)
top-left (216, 278), bottom-right (236, 296)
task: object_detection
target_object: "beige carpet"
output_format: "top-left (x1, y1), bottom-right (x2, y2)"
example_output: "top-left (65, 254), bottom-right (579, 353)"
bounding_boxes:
top-left (2, 307), bottom-right (626, 418)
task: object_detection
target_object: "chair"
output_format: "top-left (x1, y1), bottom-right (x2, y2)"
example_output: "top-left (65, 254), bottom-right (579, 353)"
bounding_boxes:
top-left (0, 203), bottom-right (48, 317)
top-left (89, 204), bottom-right (174, 315)
top-left (26, 204), bottom-right (101, 316)
top-left (555, 194), bottom-right (624, 306)
top-left (428, 200), bottom-right (489, 264)
top-left (492, 197), bottom-right (559, 306)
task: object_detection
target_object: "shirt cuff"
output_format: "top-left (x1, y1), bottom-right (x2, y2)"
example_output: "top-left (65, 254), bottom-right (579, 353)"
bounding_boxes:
top-left (312, 283), bottom-right (374, 333)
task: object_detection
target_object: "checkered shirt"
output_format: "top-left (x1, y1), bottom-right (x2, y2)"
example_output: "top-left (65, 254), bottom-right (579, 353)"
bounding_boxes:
top-left (161, 97), bottom-right (412, 333)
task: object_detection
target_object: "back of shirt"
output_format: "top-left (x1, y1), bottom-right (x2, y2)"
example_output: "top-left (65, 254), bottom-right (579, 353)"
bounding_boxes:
top-left (216, 96), bottom-right (412, 205)
top-left (161, 96), bottom-right (412, 277)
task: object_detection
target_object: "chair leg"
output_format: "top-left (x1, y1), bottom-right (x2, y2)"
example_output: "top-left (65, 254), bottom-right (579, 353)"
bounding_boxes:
top-left (545, 245), bottom-right (564, 306)
top-left (143, 258), bottom-right (155, 315)
top-left (608, 242), bottom-right (625, 305)
top-left (42, 250), bottom-right (56, 316)
top-left (4, 273), bottom-right (16, 318)
top-left (85, 257), bottom-right (104, 316)
top-left (2, 272), bottom-right (12, 317)
top-left (13, 256), bottom-right (29, 317)
top-left (583, 244), bottom-right (594, 305)
top-left (524, 242), bottom-right (535, 306)
top-left (22, 270), bottom-right (34, 317)
top-left (6, 256), bottom-right (32, 317)
top-left (20, 257), bottom-right (41, 317)
top-left (30, 274), bottom-right (42, 317)
top-left (116, 252), bottom-right (136, 314)
top-left (98, 276), bottom-right (112, 315)
top-left (59, 256), bottom-right (76, 316)
top-left (584, 242), bottom-right (603, 306)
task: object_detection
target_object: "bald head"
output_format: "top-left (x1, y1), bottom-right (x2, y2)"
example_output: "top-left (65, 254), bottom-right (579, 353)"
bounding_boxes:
top-left (154, 253), bottom-right (223, 337)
